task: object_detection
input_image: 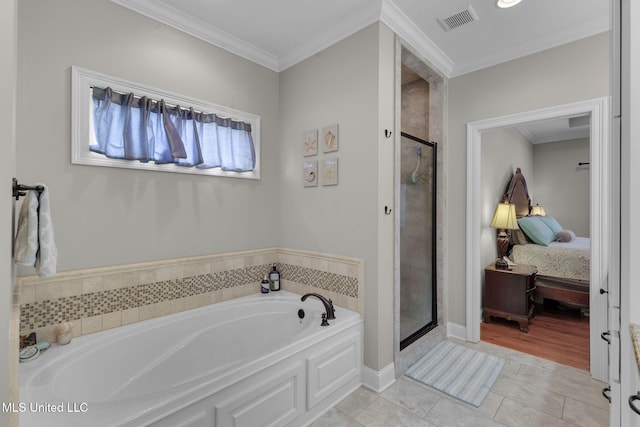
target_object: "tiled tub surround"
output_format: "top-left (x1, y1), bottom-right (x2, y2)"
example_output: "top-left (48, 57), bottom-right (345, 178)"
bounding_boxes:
top-left (17, 248), bottom-right (364, 344)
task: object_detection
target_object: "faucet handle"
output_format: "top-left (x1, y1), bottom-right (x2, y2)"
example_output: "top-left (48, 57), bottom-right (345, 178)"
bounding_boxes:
top-left (321, 313), bottom-right (329, 326)
top-left (326, 299), bottom-right (336, 320)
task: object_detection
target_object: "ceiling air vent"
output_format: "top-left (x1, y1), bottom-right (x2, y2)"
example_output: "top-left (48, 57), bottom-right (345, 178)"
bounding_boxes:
top-left (438, 5), bottom-right (478, 32)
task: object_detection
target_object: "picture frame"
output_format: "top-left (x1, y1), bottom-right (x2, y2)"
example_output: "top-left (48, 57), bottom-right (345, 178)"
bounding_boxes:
top-left (321, 157), bottom-right (338, 186)
top-left (303, 161), bottom-right (318, 187)
top-left (303, 129), bottom-right (318, 157)
top-left (321, 123), bottom-right (339, 153)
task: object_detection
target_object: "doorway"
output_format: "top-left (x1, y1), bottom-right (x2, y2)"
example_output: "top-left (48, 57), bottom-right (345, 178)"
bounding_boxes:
top-left (465, 98), bottom-right (610, 382)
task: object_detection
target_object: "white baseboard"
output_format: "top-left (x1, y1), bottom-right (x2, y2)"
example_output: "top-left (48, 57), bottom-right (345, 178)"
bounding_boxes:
top-left (446, 322), bottom-right (467, 340)
top-left (362, 362), bottom-right (395, 393)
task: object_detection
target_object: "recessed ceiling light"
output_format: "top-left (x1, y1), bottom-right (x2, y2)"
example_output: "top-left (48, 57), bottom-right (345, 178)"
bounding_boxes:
top-left (496, 0), bottom-right (523, 8)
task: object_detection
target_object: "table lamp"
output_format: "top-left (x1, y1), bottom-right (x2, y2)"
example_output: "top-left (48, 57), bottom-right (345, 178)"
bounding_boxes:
top-left (490, 202), bottom-right (519, 269)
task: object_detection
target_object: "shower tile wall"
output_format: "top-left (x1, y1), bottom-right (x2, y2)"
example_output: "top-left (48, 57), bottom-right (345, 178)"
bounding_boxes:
top-left (16, 248), bottom-right (363, 344)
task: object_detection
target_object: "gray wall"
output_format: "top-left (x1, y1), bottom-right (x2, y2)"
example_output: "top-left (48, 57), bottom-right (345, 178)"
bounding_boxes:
top-left (278, 23), bottom-right (396, 371)
top-left (1, 0), bottom-right (17, 425)
top-left (17, 0), bottom-right (397, 373)
top-left (480, 127), bottom-right (533, 270)
top-left (533, 138), bottom-right (590, 237)
top-left (448, 32), bottom-right (609, 326)
top-left (17, 0), bottom-right (280, 272)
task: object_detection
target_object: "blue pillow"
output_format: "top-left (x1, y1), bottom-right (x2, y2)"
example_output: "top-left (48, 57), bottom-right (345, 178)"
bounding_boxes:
top-left (517, 216), bottom-right (556, 246)
top-left (539, 215), bottom-right (563, 235)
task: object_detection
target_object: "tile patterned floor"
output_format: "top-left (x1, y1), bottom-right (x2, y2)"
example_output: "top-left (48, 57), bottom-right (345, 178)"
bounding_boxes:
top-left (312, 338), bottom-right (609, 427)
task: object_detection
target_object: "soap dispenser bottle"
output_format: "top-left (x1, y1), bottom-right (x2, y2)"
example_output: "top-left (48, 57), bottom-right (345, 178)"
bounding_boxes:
top-left (269, 265), bottom-right (280, 291)
top-left (261, 275), bottom-right (270, 293)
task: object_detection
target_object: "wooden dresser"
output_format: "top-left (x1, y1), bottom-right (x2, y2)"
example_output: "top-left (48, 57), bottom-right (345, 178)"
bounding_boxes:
top-left (483, 263), bottom-right (537, 332)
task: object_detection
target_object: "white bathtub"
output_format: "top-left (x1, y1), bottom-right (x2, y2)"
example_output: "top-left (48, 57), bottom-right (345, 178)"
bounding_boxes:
top-left (19, 291), bottom-right (363, 426)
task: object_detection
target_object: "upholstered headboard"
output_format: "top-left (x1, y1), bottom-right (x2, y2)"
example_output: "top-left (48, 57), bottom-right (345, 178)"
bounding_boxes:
top-left (503, 167), bottom-right (531, 218)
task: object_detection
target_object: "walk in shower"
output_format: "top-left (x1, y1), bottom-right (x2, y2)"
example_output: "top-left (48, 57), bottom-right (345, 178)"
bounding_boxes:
top-left (399, 132), bottom-right (437, 349)
top-left (396, 47), bottom-right (442, 354)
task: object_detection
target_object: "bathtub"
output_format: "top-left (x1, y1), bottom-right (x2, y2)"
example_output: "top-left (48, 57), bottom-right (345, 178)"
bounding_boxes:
top-left (19, 290), bottom-right (363, 426)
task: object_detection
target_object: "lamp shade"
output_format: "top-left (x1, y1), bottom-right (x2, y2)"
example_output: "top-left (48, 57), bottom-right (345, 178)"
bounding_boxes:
top-left (491, 202), bottom-right (519, 230)
top-left (530, 203), bottom-right (546, 216)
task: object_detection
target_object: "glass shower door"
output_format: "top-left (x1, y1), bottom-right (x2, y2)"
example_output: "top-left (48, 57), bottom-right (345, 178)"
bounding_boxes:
top-left (399, 132), bottom-right (437, 350)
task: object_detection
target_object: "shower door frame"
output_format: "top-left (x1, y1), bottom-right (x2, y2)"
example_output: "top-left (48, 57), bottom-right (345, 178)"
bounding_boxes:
top-left (399, 131), bottom-right (438, 351)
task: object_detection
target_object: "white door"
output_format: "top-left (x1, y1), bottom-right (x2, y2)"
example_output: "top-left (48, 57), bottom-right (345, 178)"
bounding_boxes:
top-left (613, 0), bottom-right (640, 425)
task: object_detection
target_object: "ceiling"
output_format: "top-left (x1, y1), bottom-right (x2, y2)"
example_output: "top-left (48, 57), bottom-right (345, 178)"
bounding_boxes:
top-left (516, 115), bottom-right (591, 144)
top-left (111, 0), bottom-right (609, 77)
top-left (112, 0), bottom-right (607, 142)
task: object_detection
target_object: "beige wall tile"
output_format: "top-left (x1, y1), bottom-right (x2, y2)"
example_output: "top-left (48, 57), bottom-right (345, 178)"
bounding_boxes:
top-left (60, 279), bottom-right (83, 298)
top-left (103, 271), bottom-right (138, 291)
top-left (185, 262), bottom-right (211, 277)
top-left (81, 315), bottom-right (102, 335)
top-left (122, 308), bottom-right (139, 325)
top-left (102, 311), bottom-right (122, 330)
top-left (139, 269), bottom-right (157, 285)
top-left (83, 276), bottom-right (103, 294)
top-left (138, 304), bottom-right (157, 322)
top-left (18, 285), bottom-right (35, 305)
top-left (155, 267), bottom-right (172, 282)
top-left (35, 283), bottom-right (60, 302)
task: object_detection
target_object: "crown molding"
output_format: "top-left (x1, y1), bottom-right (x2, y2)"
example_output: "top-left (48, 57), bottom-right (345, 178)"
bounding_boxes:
top-left (112, 0), bottom-right (606, 77)
top-left (380, 0), bottom-right (454, 78)
top-left (278, 6), bottom-right (381, 71)
top-left (450, 18), bottom-right (610, 77)
top-left (111, 0), bottom-right (280, 71)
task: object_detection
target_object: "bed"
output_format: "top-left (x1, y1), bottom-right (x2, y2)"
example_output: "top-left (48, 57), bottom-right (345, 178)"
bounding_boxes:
top-left (503, 168), bottom-right (590, 308)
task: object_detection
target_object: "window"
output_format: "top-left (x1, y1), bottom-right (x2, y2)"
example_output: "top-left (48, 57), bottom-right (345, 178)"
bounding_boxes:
top-left (71, 66), bottom-right (261, 179)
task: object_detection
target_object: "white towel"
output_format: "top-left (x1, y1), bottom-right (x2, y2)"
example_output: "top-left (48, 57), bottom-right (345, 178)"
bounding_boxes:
top-left (14, 185), bottom-right (57, 277)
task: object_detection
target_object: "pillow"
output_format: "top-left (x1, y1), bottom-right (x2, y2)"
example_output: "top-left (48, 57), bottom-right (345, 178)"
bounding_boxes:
top-left (510, 229), bottom-right (529, 245)
top-left (517, 216), bottom-right (556, 246)
top-left (540, 215), bottom-right (563, 235)
top-left (555, 230), bottom-right (573, 242)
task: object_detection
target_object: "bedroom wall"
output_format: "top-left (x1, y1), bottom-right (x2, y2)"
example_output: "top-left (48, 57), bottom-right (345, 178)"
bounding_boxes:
top-left (480, 127), bottom-right (533, 274)
top-left (16, 0), bottom-right (281, 273)
top-left (533, 138), bottom-right (590, 237)
top-left (448, 32), bottom-right (609, 327)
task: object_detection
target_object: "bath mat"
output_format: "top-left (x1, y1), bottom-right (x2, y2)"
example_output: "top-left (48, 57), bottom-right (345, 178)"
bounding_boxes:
top-left (405, 341), bottom-right (504, 407)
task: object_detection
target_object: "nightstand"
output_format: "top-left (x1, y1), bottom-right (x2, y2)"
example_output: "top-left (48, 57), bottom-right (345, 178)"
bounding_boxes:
top-left (483, 263), bottom-right (537, 332)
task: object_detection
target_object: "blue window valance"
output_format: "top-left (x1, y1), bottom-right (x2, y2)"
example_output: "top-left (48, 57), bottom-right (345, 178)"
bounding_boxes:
top-left (90, 87), bottom-right (256, 172)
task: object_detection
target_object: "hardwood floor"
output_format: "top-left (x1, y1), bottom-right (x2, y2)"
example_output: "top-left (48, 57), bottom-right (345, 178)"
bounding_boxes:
top-left (481, 302), bottom-right (590, 371)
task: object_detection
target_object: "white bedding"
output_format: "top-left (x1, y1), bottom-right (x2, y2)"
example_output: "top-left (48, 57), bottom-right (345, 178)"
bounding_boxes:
top-left (547, 236), bottom-right (590, 251)
top-left (511, 237), bottom-right (590, 281)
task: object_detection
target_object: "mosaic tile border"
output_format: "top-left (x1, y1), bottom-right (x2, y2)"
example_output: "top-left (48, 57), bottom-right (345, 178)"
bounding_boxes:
top-left (279, 264), bottom-right (358, 298)
top-left (20, 264), bottom-right (272, 331)
top-left (17, 248), bottom-right (363, 341)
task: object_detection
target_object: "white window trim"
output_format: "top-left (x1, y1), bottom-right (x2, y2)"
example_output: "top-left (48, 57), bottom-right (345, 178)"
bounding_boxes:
top-left (71, 66), bottom-right (261, 179)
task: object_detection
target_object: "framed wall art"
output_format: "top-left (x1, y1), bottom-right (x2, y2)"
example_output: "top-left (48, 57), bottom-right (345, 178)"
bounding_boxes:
top-left (303, 161), bottom-right (318, 187)
top-left (303, 129), bottom-right (318, 157)
top-left (322, 157), bottom-right (338, 186)
top-left (321, 123), bottom-right (339, 153)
